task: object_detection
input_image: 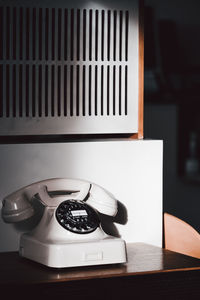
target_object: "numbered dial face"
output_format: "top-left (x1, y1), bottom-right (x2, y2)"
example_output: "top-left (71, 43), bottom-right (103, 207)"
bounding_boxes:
top-left (56, 200), bottom-right (100, 234)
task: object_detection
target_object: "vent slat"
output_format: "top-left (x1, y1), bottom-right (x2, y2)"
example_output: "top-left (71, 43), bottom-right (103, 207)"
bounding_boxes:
top-left (54, 63), bottom-right (58, 116)
top-left (76, 9), bottom-right (80, 61)
top-left (25, 65), bottom-right (29, 116)
top-left (19, 7), bottom-right (24, 60)
top-left (107, 10), bottom-right (111, 61)
top-left (19, 64), bottom-right (23, 117)
top-left (57, 65), bottom-right (61, 116)
top-left (82, 65), bottom-right (85, 116)
top-left (101, 10), bottom-right (104, 61)
top-left (64, 9), bottom-right (68, 61)
top-left (58, 8), bottom-right (62, 61)
top-left (82, 9), bottom-right (86, 61)
top-left (94, 65), bottom-right (98, 115)
top-left (45, 65), bottom-right (48, 116)
top-left (51, 65), bottom-right (54, 116)
top-left (32, 65), bottom-right (36, 116)
top-left (38, 65), bottom-right (42, 116)
top-left (125, 65), bottom-right (128, 115)
top-left (6, 64), bottom-right (10, 117)
top-left (125, 11), bottom-right (129, 61)
top-left (60, 9), bottom-right (65, 62)
top-left (70, 9), bottom-right (74, 61)
top-left (119, 10), bottom-right (123, 61)
top-left (6, 7), bottom-right (10, 60)
top-left (12, 64), bottom-right (16, 117)
top-left (34, 64), bottom-right (39, 117)
top-left (16, 7), bottom-right (20, 60)
top-left (38, 8), bottom-right (42, 60)
top-left (119, 65), bottom-right (122, 115)
top-left (113, 10), bottom-right (117, 61)
top-left (76, 65), bottom-right (80, 116)
top-left (32, 8), bottom-right (36, 60)
top-left (88, 65), bottom-right (91, 115)
top-left (107, 65), bottom-right (110, 115)
top-left (35, 65), bottom-right (39, 117)
top-left (26, 8), bottom-right (30, 60)
top-left (60, 64), bottom-right (64, 117)
top-left (51, 8), bottom-right (55, 60)
top-left (2, 64), bottom-right (6, 117)
top-left (70, 65), bottom-right (73, 116)
top-left (100, 65), bottom-right (103, 115)
top-left (28, 8), bottom-right (32, 60)
top-left (95, 10), bottom-right (98, 61)
top-left (22, 63), bottom-right (26, 117)
top-left (89, 9), bottom-right (92, 61)
top-left (12, 7), bottom-right (16, 60)
top-left (54, 8), bottom-right (58, 62)
top-left (64, 65), bottom-right (67, 116)
top-left (45, 8), bottom-right (49, 60)
top-left (113, 65), bottom-right (116, 115)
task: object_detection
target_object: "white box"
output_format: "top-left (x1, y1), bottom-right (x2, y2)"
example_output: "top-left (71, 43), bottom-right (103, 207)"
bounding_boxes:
top-left (0, 139), bottom-right (163, 252)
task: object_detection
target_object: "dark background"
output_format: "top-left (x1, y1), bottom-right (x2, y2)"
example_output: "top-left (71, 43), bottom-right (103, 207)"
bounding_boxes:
top-left (144, 0), bottom-right (200, 232)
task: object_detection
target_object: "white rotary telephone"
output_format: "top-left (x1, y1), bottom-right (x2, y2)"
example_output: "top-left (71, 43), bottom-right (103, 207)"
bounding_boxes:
top-left (1, 178), bottom-right (126, 268)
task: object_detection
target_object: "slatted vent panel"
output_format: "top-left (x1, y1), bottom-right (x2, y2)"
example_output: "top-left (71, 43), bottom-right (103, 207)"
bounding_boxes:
top-left (0, 7), bottom-right (129, 62)
top-left (0, 0), bottom-right (139, 135)
top-left (0, 64), bottom-right (128, 118)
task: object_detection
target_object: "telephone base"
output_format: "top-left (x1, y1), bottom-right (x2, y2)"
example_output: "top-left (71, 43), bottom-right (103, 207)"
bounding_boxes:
top-left (19, 234), bottom-right (127, 268)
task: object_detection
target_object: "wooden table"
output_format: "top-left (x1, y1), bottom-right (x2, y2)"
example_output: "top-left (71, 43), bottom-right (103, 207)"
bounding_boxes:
top-left (1, 243), bottom-right (200, 299)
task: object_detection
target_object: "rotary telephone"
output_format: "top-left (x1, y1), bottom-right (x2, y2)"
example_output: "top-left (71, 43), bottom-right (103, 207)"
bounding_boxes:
top-left (2, 178), bottom-right (126, 268)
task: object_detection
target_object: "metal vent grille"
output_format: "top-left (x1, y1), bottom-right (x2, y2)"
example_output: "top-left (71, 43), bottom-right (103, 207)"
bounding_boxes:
top-left (0, 0), bottom-right (139, 135)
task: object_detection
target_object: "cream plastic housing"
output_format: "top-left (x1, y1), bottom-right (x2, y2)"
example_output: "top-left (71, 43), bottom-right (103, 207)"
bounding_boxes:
top-left (31, 206), bottom-right (107, 243)
top-left (18, 205), bottom-right (126, 268)
top-left (20, 234), bottom-right (127, 268)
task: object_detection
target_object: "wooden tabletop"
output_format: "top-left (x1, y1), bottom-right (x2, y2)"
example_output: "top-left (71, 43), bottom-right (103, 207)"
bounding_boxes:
top-left (1, 242), bottom-right (200, 286)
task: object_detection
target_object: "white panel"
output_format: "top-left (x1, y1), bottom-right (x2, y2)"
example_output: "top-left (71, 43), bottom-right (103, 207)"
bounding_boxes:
top-left (0, 140), bottom-right (163, 252)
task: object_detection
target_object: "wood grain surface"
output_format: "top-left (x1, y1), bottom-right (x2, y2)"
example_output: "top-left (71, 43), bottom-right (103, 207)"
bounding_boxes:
top-left (0, 243), bottom-right (200, 286)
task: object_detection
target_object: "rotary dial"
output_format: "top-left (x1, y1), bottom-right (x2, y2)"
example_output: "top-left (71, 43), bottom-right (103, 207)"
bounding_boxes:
top-left (56, 200), bottom-right (100, 234)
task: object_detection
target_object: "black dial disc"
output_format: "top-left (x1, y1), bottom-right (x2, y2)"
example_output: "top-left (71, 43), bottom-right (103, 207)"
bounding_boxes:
top-left (56, 200), bottom-right (100, 234)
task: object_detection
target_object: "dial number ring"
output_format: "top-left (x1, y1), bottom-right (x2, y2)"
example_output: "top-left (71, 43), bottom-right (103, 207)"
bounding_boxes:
top-left (56, 200), bottom-right (100, 234)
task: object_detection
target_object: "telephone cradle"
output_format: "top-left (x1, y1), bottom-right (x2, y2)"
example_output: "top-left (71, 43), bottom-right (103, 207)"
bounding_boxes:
top-left (2, 178), bottom-right (127, 268)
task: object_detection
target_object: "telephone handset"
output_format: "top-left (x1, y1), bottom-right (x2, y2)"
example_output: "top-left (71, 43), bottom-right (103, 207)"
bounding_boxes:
top-left (2, 178), bottom-right (117, 223)
top-left (2, 178), bottom-right (126, 268)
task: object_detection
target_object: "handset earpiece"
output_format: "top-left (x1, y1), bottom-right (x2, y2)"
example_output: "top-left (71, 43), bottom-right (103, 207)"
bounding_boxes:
top-left (86, 184), bottom-right (117, 217)
top-left (2, 192), bottom-right (34, 223)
